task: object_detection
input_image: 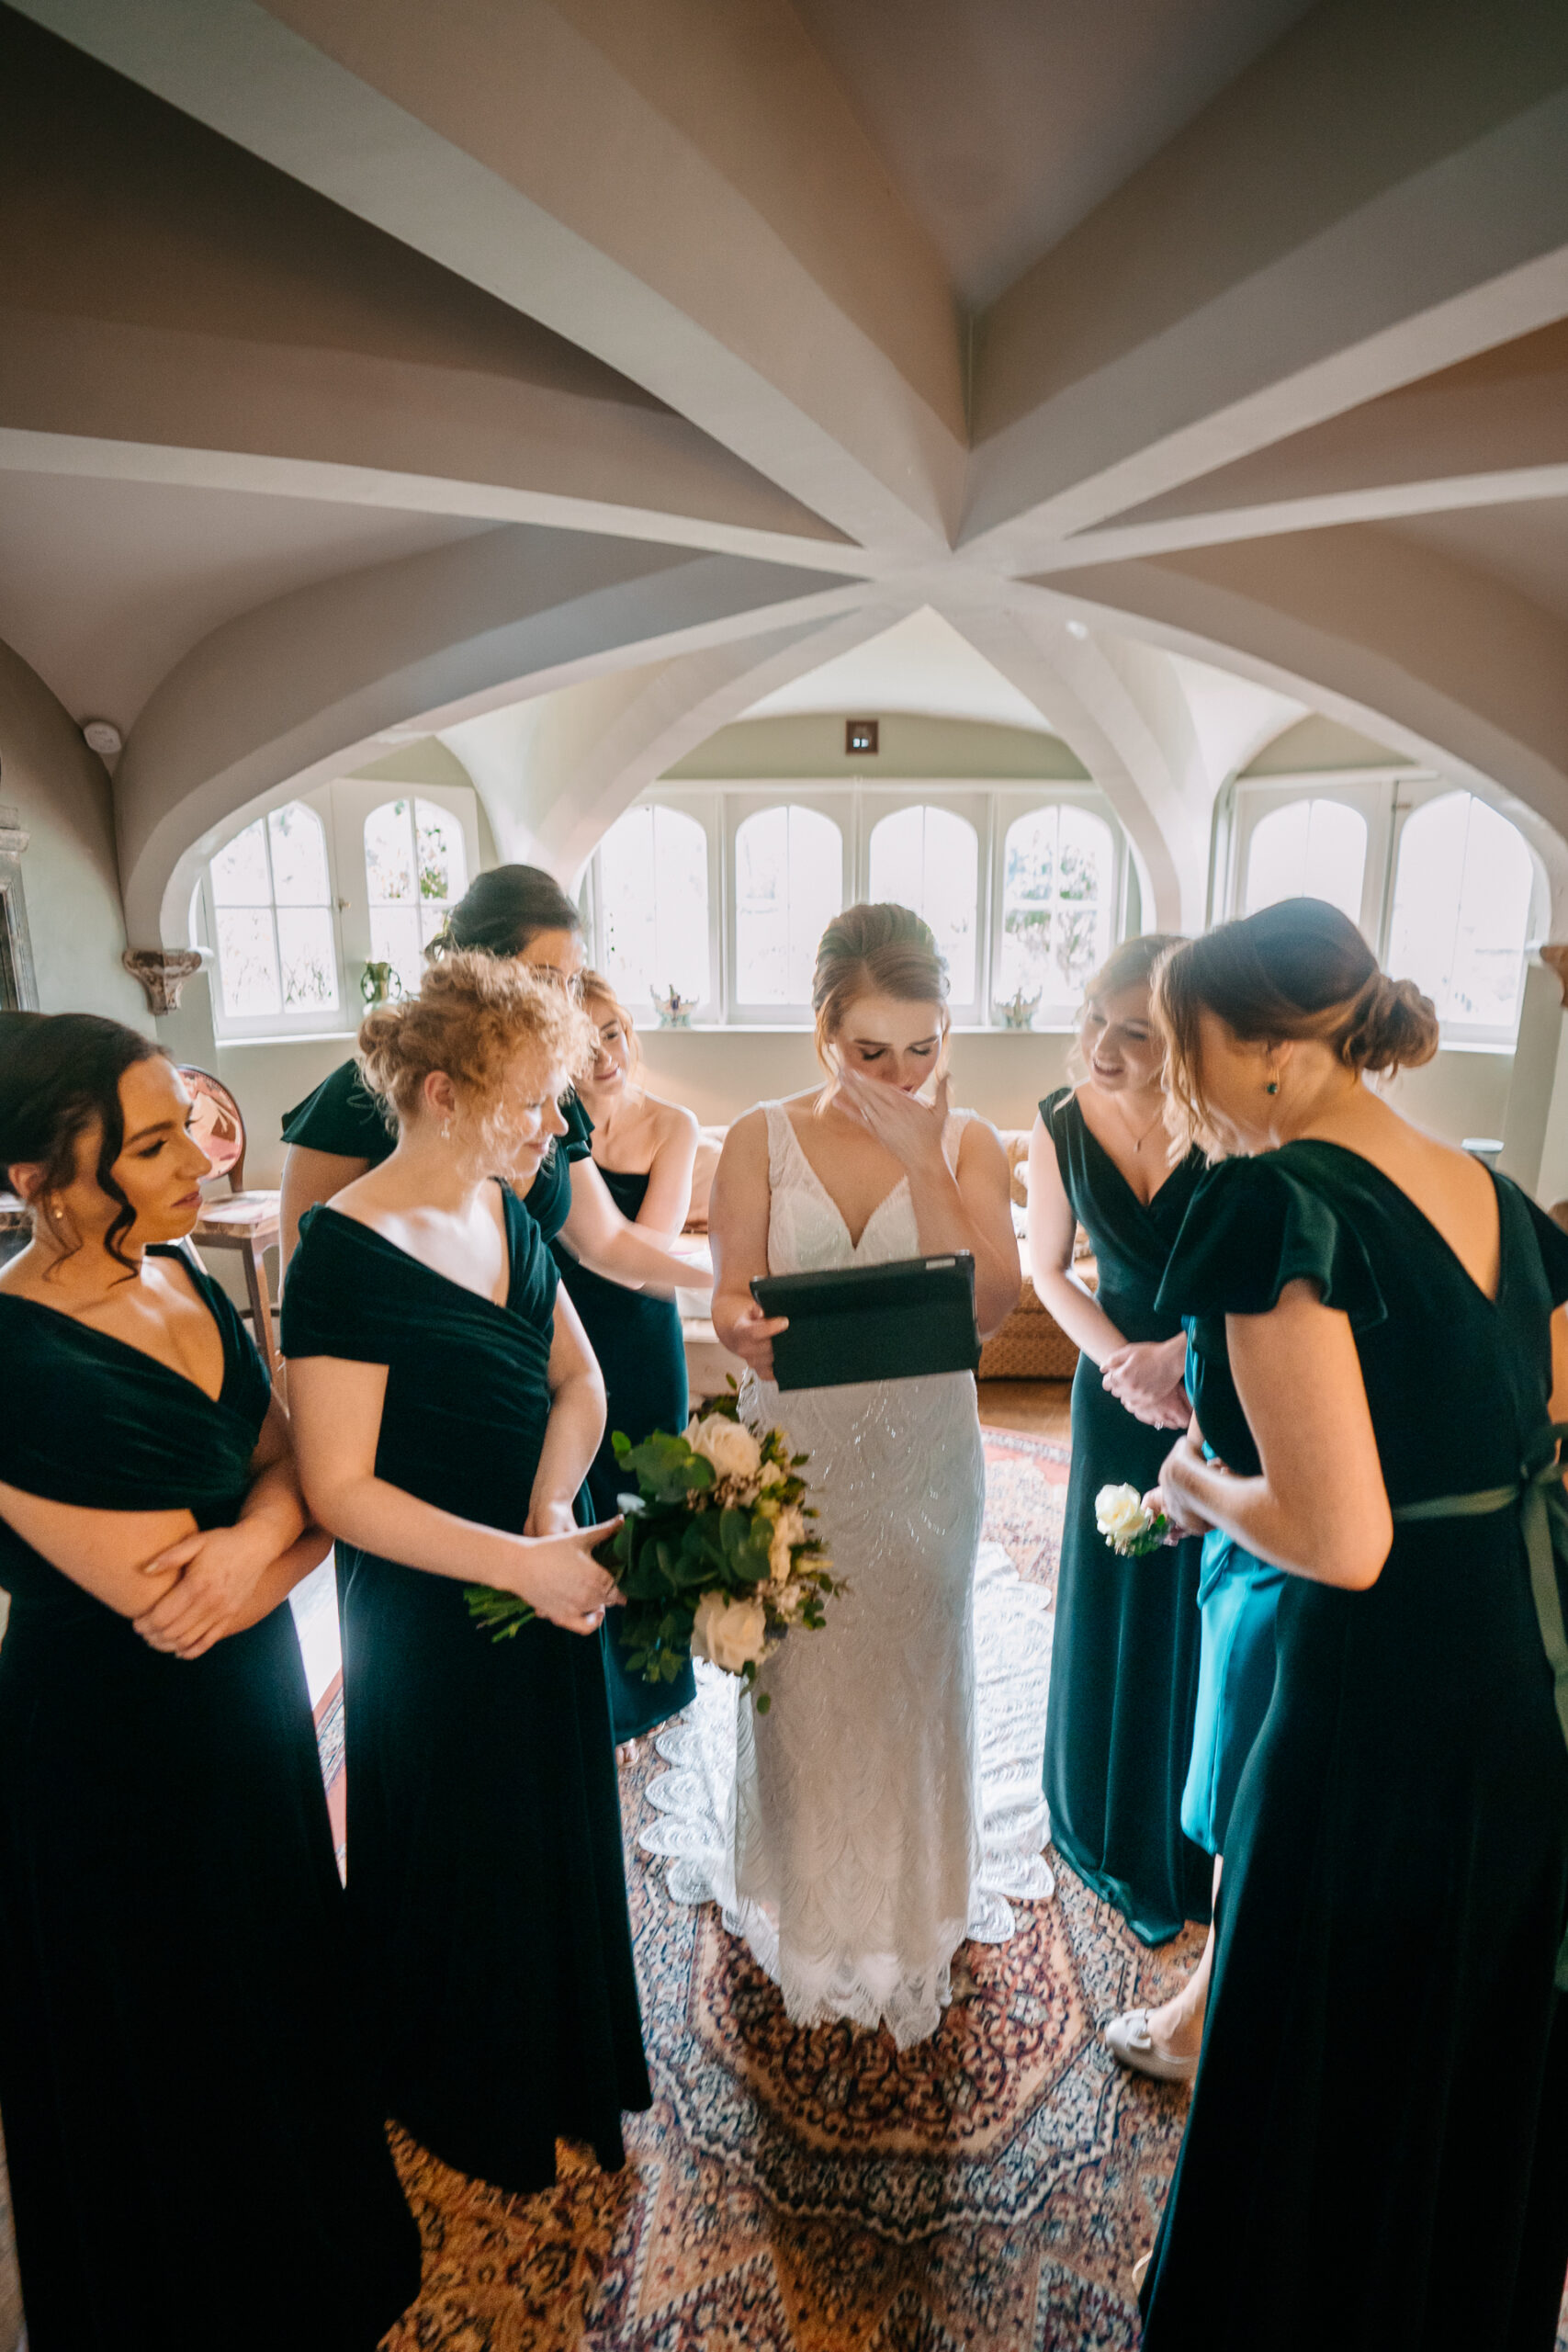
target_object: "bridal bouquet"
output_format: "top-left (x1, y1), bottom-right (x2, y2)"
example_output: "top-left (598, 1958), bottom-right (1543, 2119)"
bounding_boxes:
top-left (1095, 1482), bottom-right (1176, 1557)
top-left (466, 1386), bottom-right (842, 1713)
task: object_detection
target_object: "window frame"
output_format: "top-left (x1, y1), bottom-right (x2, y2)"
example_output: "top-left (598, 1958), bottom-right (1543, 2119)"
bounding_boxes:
top-left (1219, 768), bottom-right (1547, 1049)
top-left (1383, 779), bottom-right (1550, 1050)
top-left (987, 786), bottom-right (1125, 1031)
top-left (727, 787), bottom-right (853, 1024)
top-left (584, 780), bottom-right (1130, 1029)
top-left (330, 779), bottom-right (482, 1003)
top-left (582, 786), bottom-right (724, 1023)
top-left (196, 787), bottom-right (348, 1042)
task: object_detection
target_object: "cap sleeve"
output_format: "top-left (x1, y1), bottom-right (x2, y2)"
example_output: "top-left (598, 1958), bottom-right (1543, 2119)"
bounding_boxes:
top-left (280, 1211), bottom-right (393, 1363)
top-left (1516, 1188), bottom-right (1568, 1310)
top-left (561, 1091), bottom-right (594, 1163)
top-left (1156, 1155), bottom-right (1386, 1331)
top-left (280, 1059), bottom-right (392, 1160)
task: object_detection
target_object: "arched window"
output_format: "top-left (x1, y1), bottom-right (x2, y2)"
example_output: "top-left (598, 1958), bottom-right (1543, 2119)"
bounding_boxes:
top-left (209, 801), bottom-right (338, 1022)
top-left (1388, 791), bottom-right (1535, 1038)
top-left (596, 804), bottom-right (710, 1012)
top-left (364, 797), bottom-right (468, 999)
top-left (735, 804), bottom-right (843, 1005)
top-left (868, 805), bottom-right (979, 1002)
top-left (1244, 797), bottom-right (1368, 925)
top-left (998, 803), bottom-right (1113, 1016)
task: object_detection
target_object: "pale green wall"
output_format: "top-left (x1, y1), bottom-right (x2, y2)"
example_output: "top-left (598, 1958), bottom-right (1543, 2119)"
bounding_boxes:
top-left (0, 637), bottom-right (146, 1023)
top-left (663, 712), bottom-right (1088, 782)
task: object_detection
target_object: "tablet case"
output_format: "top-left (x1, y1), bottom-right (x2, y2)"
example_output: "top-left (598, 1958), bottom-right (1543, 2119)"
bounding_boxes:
top-left (751, 1252), bottom-right (981, 1391)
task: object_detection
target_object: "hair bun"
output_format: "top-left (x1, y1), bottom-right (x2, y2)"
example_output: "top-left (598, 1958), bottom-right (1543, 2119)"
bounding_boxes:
top-left (1341, 970), bottom-right (1439, 1076)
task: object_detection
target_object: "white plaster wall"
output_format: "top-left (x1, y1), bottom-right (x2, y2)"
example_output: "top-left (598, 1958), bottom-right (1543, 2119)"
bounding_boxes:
top-left (0, 637), bottom-right (145, 1022)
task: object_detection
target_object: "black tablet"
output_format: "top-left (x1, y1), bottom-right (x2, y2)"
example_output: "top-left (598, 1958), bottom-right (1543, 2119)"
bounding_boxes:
top-left (751, 1252), bottom-right (981, 1391)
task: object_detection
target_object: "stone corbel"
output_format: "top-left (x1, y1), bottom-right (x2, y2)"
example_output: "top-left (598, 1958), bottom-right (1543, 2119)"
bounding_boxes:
top-left (122, 947), bottom-right (204, 1014)
top-left (1540, 946), bottom-right (1568, 1008)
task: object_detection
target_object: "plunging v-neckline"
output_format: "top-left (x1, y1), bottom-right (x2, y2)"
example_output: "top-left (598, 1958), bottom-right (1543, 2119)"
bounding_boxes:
top-left (1073, 1089), bottom-right (1185, 1216)
top-left (776, 1111), bottom-right (911, 1253)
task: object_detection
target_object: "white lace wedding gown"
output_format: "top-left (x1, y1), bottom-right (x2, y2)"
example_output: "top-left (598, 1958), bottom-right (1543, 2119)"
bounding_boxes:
top-left (642, 1102), bottom-right (1053, 2049)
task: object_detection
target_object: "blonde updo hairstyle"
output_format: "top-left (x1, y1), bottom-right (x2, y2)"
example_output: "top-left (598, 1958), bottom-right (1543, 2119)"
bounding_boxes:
top-left (1152, 899), bottom-right (1438, 1159)
top-left (579, 969), bottom-right (643, 1077)
top-left (357, 949), bottom-right (597, 1168)
top-left (811, 903), bottom-right (950, 1083)
top-left (1066, 932), bottom-right (1186, 1083)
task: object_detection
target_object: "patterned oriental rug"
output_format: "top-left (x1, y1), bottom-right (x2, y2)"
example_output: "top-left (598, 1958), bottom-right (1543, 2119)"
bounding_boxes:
top-left (354, 1430), bottom-right (1568, 2349)
top-left (378, 1430), bottom-right (1214, 2352)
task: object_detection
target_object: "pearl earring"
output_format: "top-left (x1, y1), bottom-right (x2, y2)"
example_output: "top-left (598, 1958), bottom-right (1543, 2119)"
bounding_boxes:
top-left (51, 1203), bottom-right (64, 1219)
top-left (441, 1119), bottom-right (452, 1141)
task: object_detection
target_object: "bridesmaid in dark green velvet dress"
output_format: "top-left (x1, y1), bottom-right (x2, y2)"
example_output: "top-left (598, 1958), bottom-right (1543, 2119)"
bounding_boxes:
top-left (278, 865), bottom-right (706, 1312)
top-left (560, 974), bottom-right (702, 1744)
top-left (1141, 901), bottom-right (1568, 2350)
top-left (282, 954), bottom-right (651, 2195)
top-left (1027, 937), bottom-right (1211, 1944)
top-left (0, 1014), bottom-right (419, 2352)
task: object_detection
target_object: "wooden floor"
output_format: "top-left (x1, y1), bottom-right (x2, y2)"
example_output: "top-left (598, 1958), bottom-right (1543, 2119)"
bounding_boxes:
top-left (976, 1377), bottom-right (1074, 1442)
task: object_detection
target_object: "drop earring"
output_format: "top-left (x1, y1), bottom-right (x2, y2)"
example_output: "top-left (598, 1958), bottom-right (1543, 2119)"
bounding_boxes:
top-left (1266, 1080), bottom-right (1279, 1096)
top-left (441, 1119), bottom-right (452, 1142)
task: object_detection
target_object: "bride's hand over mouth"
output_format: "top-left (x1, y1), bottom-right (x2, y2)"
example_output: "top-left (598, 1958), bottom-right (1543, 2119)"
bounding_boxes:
top-left (837, 1070), bottom-right (952, 1174)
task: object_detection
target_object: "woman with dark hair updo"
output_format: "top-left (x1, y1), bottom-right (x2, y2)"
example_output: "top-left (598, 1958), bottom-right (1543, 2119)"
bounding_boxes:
top-left (1134, 899), bottom-right (1568, 2348)
top-left (644, 904), bottom-right (1053, 2050)
top-left (281, 954), bottom-right (651, 2196)
top-left (0, 1012), bottom-right (419, 2350)
top-left (278, 862), bottom-right (705, 1304)
top-left (1027, 934), bottom-right (1213, 1951)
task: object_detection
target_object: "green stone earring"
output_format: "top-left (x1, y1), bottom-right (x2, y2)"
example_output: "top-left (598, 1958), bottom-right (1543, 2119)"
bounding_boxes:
top-left (1266, 1079), bottom-right (1279, 1094)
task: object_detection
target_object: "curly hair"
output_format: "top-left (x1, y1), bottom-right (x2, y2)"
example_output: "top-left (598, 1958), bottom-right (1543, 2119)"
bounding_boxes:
top-left (357, 951), bottom-right (596, 1168)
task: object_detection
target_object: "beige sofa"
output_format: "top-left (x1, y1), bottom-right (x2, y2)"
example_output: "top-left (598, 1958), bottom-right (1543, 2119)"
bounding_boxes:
top-left (681, 1124), bottom-right (1084, 1385)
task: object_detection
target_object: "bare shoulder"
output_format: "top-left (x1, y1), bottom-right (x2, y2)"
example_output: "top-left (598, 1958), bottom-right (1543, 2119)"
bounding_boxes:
top-left (955, 1111), bottom-right (1008, 1171)
top-left (649, 1094), bottom-right (699, 1146)
top-left (719, 1104), bottom-right (771, 1159)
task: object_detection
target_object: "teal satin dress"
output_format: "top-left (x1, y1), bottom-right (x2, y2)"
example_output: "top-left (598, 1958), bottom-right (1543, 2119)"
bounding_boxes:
top-left (1038, 1088), bottom-right (1212, 1943)
top-left (1143, 1147), bottom-right (1568, 2351)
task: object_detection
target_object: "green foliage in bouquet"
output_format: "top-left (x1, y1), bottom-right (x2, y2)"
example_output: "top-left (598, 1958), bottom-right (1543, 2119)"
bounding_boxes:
top-left (464, 1383), bottom-right (843, 1711)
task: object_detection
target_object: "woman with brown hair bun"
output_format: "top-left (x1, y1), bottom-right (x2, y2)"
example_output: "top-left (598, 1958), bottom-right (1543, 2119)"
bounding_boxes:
top-left (1137, 899), bottom-right (1568, 2349)
top-left (567, 972), bottom-right (700, 1747)
top-left (1028, 934), bottom-right (1213, 1950)
top-left (281, 954), bottom-right (651, 2198)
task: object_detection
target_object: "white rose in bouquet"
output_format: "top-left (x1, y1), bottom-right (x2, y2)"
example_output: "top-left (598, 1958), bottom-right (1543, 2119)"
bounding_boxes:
top-left (687, 1414), bottom-right (763, 1485)
top-left (1096, 1483), bottom-right (1151, 1544)
top-left (692, 1589), bottom-right (770, 1674)
top-left (758, 1456), bottom-right (788, 1491)
top-left (767, 1504), bottom-right (807, 1585)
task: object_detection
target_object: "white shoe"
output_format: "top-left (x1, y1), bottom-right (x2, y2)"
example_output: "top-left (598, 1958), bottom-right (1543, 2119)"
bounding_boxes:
top-left (1104, 2007), bottom-right (1199, 2082)
top-left (1132, 2251), bottom-right (1152, 2293)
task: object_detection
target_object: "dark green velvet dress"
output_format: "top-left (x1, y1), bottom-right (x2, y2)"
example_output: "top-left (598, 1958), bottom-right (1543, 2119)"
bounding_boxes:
top-left (552, 1164), bottom-right (696, 1743)
top-left (1143, 1147), bottom-right (1568, 2351)
top-left (282, 1056), bottom-right (592, 1243)
top-left (0, 1257), bottom-right (420, 2352)
top-left (1038, 1087), bottom-right (1211, 1943)
top-left (280, 1194), bottom-right (650, 2196)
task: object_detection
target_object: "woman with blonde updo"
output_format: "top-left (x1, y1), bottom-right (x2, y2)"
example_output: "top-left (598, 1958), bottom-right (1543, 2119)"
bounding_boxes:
top-left (1135, 899), bottom-right (1568, 2347)
top-left (648, 904), bottom-right (1052, 2051)
top-left (282, 953), bottom-right (650, 2199)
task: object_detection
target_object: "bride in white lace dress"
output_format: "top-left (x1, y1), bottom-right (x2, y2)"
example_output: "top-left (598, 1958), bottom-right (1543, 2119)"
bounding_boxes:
top-left (642, 905), bottom-right (1054, 2049)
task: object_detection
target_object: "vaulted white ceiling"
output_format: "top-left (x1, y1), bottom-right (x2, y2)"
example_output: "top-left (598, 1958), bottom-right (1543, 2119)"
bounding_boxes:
top-left (2, 0), bottom-right (1566, 942)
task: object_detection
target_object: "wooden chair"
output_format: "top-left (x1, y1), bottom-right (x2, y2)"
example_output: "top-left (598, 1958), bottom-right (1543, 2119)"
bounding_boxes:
top-left (176, 1067), bottom-right (282, 1377)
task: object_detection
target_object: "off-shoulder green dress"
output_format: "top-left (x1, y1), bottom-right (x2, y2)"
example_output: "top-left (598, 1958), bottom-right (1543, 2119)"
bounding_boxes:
top-left (0, 1254), bottom-right (420, 2352)
top-left (281, 1193), bottom-right (650, 2197)
top-left (1038, 1088), bottom-right (1212, 1942)
top-left (1142, 1147), bottom-right (1568, 2352)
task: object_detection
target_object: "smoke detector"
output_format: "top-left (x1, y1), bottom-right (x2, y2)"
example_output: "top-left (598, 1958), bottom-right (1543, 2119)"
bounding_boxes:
top-left (83, 719), bottom-right (123, 757)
